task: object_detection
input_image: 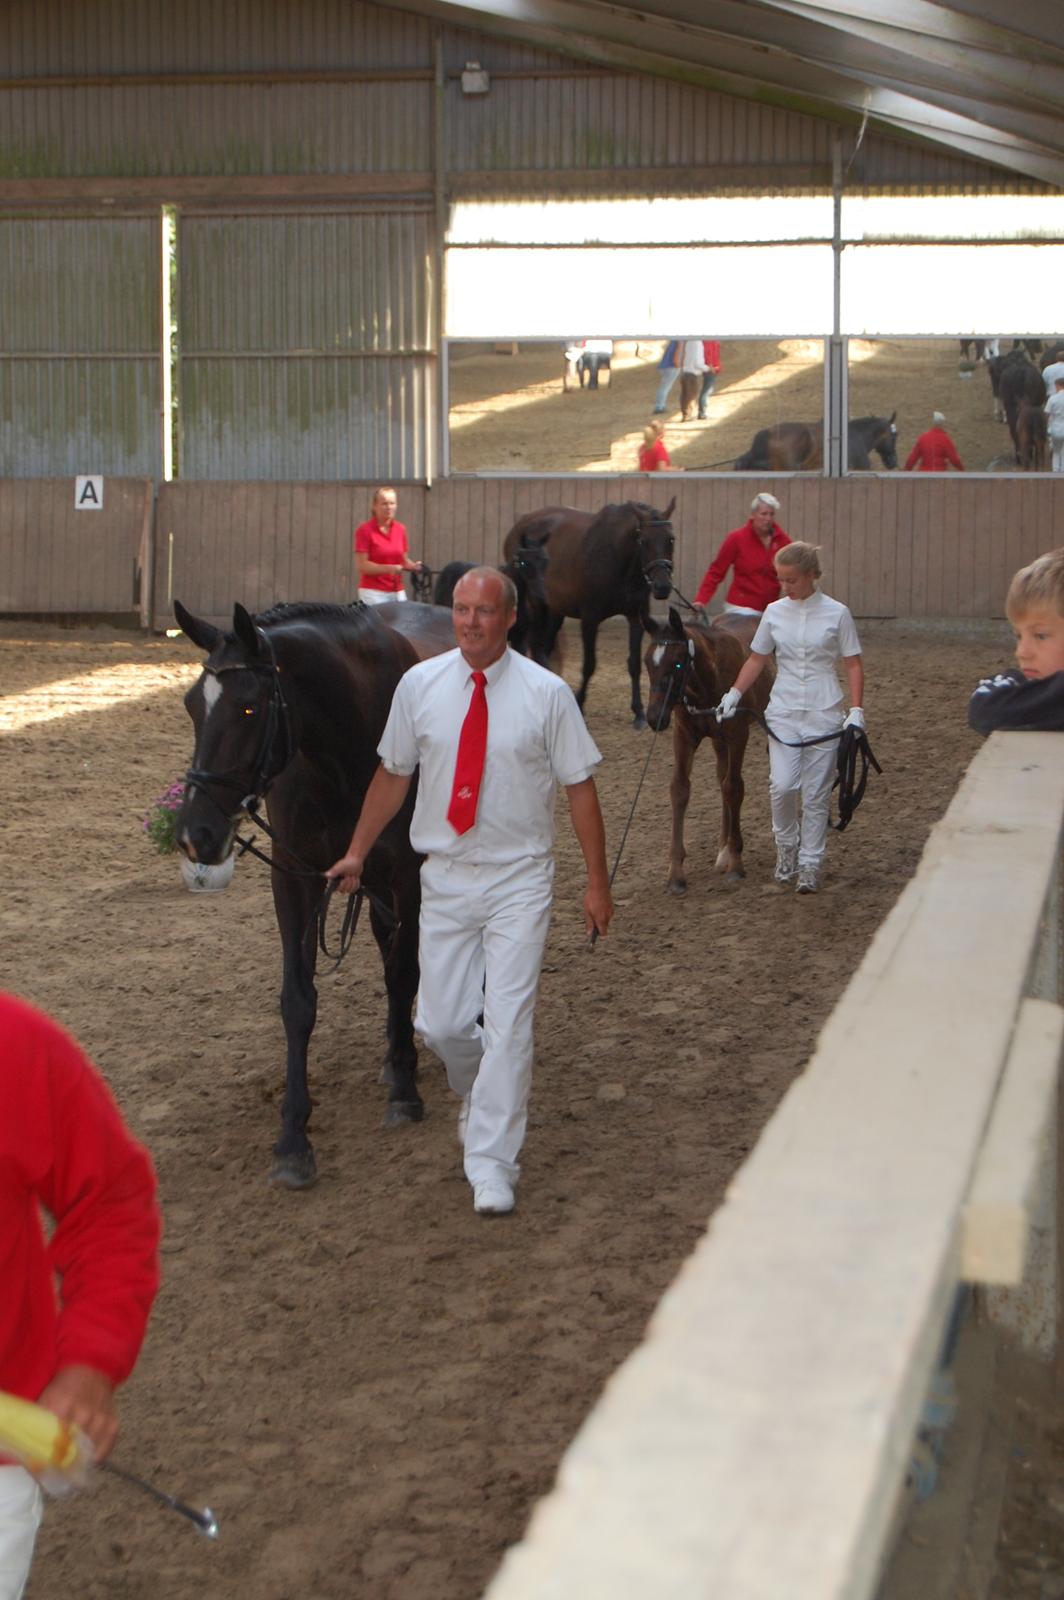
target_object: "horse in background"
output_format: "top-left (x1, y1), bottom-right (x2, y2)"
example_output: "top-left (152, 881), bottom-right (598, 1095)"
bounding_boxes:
top-left (734, 414), bottom-right (897, 471)
top-left (431, 543), bottom-right (551, 663)
top-left (174, 597), bottom-right (453, 1189)
top-left (643, 608), bottom-right (773, 893)
top-left (503, 497), bottom-right (677, 728)
top-left (997, 356), bottom-right (1046, 461)
top-left (1016, 399), bottom-right (1048, 471)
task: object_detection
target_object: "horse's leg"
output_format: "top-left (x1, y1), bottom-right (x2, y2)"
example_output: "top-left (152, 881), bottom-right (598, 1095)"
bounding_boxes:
top-left (667, 724), bottom-right (698, 895)
top-left (713, 724), bottom-right (751, 882)
top-left (369, 874), bottom-right (424, 1127)
top-left (271, 872), bottom-right (321, 1188)
top-left (576, 613), bottom-right (600, 714)
top-left (627, 613), bottom-right (648, 730)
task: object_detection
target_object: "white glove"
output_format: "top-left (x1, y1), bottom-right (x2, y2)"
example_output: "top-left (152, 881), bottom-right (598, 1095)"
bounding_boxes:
top-left (715, 687), bottom-right (741, 722)
top-left (843, 707), bottom-right (865, 731)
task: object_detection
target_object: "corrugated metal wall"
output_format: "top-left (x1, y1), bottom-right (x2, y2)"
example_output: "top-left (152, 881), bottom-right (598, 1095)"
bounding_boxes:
top-left (177, 209), bottom-right (434, 479)
top-left (0, 217), bottom-right (161, 476)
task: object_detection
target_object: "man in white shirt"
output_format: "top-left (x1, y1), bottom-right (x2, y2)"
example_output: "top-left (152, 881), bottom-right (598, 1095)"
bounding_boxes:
top-left (328, 568), bottom-right (613, 1216)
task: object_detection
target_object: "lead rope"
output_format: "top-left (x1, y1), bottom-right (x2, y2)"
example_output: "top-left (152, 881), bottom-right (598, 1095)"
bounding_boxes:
top-left (588, 672), bottom-right (677, 949)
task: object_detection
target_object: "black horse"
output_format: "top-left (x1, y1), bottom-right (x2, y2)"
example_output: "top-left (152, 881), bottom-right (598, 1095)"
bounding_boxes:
top-left (502, 497), bottom-right (677, 728)
top-left (431, 543), bottom-right (551, 663)
top-left (174, 597), bottom-right (453, 1188)
top-left (735, 414), bottom-right (898, 471)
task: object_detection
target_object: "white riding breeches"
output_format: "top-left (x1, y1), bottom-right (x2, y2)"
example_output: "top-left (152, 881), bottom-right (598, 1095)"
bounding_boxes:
top-left (0, 1468), bottom-right (42, 1600)
top-left (766, 709), bottom-right (842, 870)
top-left (358, 588), bottom-right (405, 605)
top-left (415, 854), bottom-right (554, 1187)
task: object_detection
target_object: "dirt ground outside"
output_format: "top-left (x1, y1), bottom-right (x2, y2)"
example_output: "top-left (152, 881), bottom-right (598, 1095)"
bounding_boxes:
top-left (1, 612), bottom-right (1059, 1600)
top-left (447, 337), bottom-right (1049, 476)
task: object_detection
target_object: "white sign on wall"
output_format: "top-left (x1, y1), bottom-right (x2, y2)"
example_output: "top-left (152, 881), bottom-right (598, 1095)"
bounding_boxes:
top-left (75, 475), bottom-right (104, 510)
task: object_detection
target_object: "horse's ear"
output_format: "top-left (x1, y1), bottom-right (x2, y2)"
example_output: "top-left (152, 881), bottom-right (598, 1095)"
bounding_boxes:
top-left (662, 496), bottom-right (677, 522)
top-left (173, 600), bottom-right (220, 653)
top-left (668, 606), bottom-right (686, 635)
top-left (232, 603), bottom-right (263, 659)
top-left (889, 410), bottom-right (897, 427)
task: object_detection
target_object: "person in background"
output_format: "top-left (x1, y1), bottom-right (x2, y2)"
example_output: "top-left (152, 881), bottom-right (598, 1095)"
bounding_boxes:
top-left (697, 340), bottom-right (722, 419)
top-left (327, 568), bottom-right (613, 1219)
top-left (904, 411), bottom-right (964, 472)
top-left (0, 991), bottom-right (161, 1600)
top-left (694, 492), bottom-right (790, 617)
top-left (652, 340), bottom-right (682, 415)
top-left (638, 420), bottom-right (674, 472)
top-left (1046, 377), bottom-right (1064, 473)
top-left (354, 486), bottom-right (422, 604)
top-left (969, 548), bottom-right (1064, 733)
top-left (715, 542), bottom-right (864, 895)
top-left (678, 339), bottom-right (708, 421)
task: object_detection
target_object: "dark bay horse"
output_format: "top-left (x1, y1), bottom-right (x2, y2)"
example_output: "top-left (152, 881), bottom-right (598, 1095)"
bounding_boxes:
top-left (735, 414), bottom-right (898, 471)
top-left (431, 544), bottom-right (551, 662)
top-left (643, 608), bottom-right (773, 893)
top-left (503, 497), bottom-right (677, 728)
top-left (174, 597), bottom-right (454, 1188)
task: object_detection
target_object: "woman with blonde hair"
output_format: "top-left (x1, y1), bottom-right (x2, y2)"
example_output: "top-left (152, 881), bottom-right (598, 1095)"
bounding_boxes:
top-left (638, 419), bottom-right (674, 472)
top-left (715, 541), bottom-right (864, 894)
top-left (353, 486), bottom-right (422, 604)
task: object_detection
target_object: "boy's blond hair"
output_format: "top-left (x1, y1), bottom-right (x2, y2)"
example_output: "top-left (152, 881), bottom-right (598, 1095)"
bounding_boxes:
top-left (1006, 547), bottom-right (1064, 621)
top-left (775, 540), bottom-right (822, 578)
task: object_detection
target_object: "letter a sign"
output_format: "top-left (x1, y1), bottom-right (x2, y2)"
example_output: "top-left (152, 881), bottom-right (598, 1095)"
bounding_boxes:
top-left (75, 475), bottom-right (104, 510)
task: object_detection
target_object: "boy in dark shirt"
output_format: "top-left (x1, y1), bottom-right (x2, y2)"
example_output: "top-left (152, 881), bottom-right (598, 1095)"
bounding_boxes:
top-left (969, 547), bottom-right (1064, 733)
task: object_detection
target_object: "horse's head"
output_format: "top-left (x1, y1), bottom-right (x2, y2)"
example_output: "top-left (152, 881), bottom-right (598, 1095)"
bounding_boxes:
top-left (874, 411), bottom-right (898, 470)
top-left (175, 600), bottom-right (295, 865)
top-left (632, 496), bottom-right (676, 601)
top-left (642, 604), bottom-right (697, 731)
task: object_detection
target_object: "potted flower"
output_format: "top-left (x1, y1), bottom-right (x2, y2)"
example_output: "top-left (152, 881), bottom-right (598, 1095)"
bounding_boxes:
top-left (143, 778), bottom-right (236, 894)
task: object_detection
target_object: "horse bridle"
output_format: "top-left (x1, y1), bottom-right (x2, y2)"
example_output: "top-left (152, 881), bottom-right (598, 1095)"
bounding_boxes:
top-left (636, 515), bottom-right (675, 588)
top-left (651, 633), bottom-right (711, 719)
top-left (183, 629), bottom-right (398, 971)
top-left (184, 629), bottom-right (294, 819)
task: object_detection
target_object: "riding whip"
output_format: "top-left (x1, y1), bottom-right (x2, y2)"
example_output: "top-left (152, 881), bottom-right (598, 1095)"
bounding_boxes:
top-left (0, 1389), bottom-right (218, 1539)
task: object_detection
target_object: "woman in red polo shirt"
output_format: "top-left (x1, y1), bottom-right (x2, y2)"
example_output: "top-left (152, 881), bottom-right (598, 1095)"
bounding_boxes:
top-left (354, 486), bottom-right (422, 605)
top-left (694, 492), bottom-right (790, 616)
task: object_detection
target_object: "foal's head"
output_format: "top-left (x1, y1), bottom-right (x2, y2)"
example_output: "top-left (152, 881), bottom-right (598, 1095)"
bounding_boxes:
top-left (642, 606), bottom-right (706, 731)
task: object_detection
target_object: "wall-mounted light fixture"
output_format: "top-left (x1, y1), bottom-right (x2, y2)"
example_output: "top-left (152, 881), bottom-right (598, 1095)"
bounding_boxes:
top-left (461, 60), bottom-right (490, 95)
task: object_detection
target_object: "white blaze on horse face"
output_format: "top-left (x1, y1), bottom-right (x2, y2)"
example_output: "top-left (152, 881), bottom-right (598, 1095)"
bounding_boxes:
top-left (651, 645), bottom-right (666, 668)
top-left (202, 672), bottom-right (223, 718)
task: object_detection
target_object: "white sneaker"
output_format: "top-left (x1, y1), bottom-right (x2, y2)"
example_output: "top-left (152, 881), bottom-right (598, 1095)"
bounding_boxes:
top-left (774, 844), bottom-right (798, 883)
top-left (473, 1178), bottom-right (515, 1216)
top-left (796, 866), bottom-right (821, 895)
top-left (457, 1096), bottom-right (470, 1147)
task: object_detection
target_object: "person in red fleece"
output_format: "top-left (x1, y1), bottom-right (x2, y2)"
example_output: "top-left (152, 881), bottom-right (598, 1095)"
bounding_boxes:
top-left (694, 493), bottom-right (791, 616)
top-left (0, 991), bottom-right (160, 1600)
top-left (638, 420), bottom-right (674, 472)
top-left (905, 411), bottom-right (964, 472)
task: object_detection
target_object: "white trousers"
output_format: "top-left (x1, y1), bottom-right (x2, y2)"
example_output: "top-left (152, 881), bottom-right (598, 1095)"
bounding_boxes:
top-left (1051, 434), bottom-right (1064, 472)
top-left (766, 710), bottom-right (842, 871)
top-left (0, 1468), bottom-right (43, 1600)
top-left (415, 855), bottom-right (554, 1187)
top-left (358, 588), bottom-right (405, 605)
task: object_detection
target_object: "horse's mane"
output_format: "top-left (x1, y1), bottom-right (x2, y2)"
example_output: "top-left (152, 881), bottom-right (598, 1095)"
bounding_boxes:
top-left (254, 599), bottom-right (365, 627)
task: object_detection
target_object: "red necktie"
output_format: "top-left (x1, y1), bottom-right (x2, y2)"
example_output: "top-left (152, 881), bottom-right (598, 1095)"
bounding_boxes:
top-left (447, 670), bottom-right (488, 835)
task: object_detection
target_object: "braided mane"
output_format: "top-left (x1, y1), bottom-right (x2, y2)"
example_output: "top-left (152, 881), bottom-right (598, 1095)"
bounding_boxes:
top-left (254, 600), bottom-right (367, 627)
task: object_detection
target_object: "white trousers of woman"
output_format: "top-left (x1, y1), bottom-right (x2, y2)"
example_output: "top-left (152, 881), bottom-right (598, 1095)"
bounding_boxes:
top-left (766, 708), bottom-right (841, 871)
top-left (1050, 433), bottom-right (1064, 472)
top-left (415, 854), bottom-right (554, 1189)
top-left (358, 588), bottom-right (405, 605)
top-left (0, 1468), bottom-right (42, 1600)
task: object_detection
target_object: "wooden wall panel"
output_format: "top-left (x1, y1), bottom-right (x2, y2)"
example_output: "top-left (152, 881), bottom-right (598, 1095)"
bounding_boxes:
top-left (3, 475), bottom-right (1063, 625)
top-left (0, 477), bottom-right (151, 613)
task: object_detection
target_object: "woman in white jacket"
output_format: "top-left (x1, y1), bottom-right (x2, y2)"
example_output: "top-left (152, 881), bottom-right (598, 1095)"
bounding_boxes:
top-left (715, 542), bottom-right (864, 894)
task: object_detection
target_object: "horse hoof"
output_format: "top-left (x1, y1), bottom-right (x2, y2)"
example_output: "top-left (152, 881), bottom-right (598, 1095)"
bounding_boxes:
top-left (632, 714), bottom-right (648, 731)
top-left (383, 1099), bottom-right (424, 1128)
top-left (722, 870), bottom-right (745, 885)
top-left (269, 1153), bottom-right (318, 1190)
top-left (666, 880), bottom-right (687, 897)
